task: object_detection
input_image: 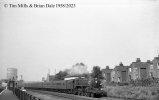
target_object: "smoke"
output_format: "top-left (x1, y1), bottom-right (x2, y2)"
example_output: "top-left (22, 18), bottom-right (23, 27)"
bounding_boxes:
top-left (68, 62), bottom-right (89, 76)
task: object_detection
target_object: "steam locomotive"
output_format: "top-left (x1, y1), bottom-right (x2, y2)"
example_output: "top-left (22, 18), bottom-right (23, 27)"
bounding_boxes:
top-left (18, 78), bottom-right (107, 97)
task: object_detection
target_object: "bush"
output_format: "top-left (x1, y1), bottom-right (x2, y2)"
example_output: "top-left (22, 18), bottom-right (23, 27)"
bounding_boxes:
top-left (129, 78), bottom-right (159, 87)
top-left (103, 86), bottom-right (159, 100)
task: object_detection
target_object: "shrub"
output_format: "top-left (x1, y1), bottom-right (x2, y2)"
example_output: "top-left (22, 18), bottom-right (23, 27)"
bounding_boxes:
top-left (104, 85), bottom-right (159, 100)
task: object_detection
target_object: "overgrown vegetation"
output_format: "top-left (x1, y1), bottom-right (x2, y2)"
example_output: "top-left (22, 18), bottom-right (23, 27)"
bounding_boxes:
top-left (104, 86), bottom-right (159, 100)
top-left (129, 78), bottom-right (159, 87)
top-left (103, 78), bottom-right (159, 100)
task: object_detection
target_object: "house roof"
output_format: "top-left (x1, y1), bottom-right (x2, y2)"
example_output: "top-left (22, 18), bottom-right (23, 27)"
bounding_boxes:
top-left (114, 62), bottom-right (129, 71)
top-left (130, 61), bottom-right (151, 68)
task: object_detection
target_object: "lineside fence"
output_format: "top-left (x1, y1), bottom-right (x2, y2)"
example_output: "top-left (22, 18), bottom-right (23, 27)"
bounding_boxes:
top-left (13, 88), bottom-right (41, 100)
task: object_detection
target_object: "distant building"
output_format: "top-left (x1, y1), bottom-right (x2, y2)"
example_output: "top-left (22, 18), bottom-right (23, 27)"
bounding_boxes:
top-left (7, 68), bottom-right (18, 81)
top-left (46, 69), bottom-right (55, 82)
top-left (149, 55), bottom-right (159, 78)
top-left (48, 75), bottom-right (55, 81)
top-left (129, 58), bottom-right (151, 80)
top-left (42, 77), bottom-right (46, 82)
top-left (111, 62), bottom-right (129, 83)
top-left (102, 66), bottom-right (113, 83)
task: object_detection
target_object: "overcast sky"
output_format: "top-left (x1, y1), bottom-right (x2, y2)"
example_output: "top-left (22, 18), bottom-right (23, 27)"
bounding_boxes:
top-left (0, 0), bottom-right (159, 81)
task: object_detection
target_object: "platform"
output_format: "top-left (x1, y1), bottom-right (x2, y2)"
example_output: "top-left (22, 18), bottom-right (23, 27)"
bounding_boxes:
top-left (0, 89), bottom-right (19, 100)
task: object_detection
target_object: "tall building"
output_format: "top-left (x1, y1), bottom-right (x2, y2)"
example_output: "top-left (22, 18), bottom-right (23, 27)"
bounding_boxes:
top-left (7, 68), bottom-right (18, 81)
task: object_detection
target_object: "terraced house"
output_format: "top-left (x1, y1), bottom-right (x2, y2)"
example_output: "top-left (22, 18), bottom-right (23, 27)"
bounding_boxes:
top-left (111, 62), bottom-right (129, 83)
top-left (102, 56), bottom-right (159, 86)
top-left (102, 66), bottom-right (113, 83)
top-left (149, 55), bottom-right (159, 78)
top-left (128, 58), bottom-right (151, 80)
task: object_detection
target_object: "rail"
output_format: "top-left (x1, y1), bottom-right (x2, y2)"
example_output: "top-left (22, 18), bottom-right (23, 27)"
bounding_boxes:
top-left (14, 88), bottom-right (41, 100)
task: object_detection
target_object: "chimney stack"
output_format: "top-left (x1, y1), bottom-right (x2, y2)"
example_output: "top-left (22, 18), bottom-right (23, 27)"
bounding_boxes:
top-left (136, 58), bottom-right (141, 62)
top-left (119, 62), bottom-right (123, 66)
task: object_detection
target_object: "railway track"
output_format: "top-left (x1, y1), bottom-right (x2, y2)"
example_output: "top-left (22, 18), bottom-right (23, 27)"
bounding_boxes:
top-left (27, 89), bottom-right (124, 100)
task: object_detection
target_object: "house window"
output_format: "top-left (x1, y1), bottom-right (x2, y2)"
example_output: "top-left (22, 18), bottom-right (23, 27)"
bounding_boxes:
top-left (129, 68), bottom-right (132, 72)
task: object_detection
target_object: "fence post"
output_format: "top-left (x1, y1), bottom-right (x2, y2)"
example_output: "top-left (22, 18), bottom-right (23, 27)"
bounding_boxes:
top-left (20, 90), bottom-right (21, 100)
top-left (30, 95), bottom-right (32, 100)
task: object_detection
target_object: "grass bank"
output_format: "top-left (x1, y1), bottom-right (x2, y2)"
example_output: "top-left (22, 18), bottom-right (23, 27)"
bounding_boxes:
top-left (104, 86), bottom-right (159, 100)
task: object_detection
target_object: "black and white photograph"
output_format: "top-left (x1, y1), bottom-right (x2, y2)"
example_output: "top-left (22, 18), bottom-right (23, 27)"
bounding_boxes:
top-left (0, 0), bottom-right (159, 100)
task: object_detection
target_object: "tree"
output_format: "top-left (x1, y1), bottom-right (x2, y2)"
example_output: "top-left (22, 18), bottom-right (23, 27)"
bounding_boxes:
top-left (54, 70), bottom-right (68, 80)
top-left (90, 66), bottom-right (103, 88)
